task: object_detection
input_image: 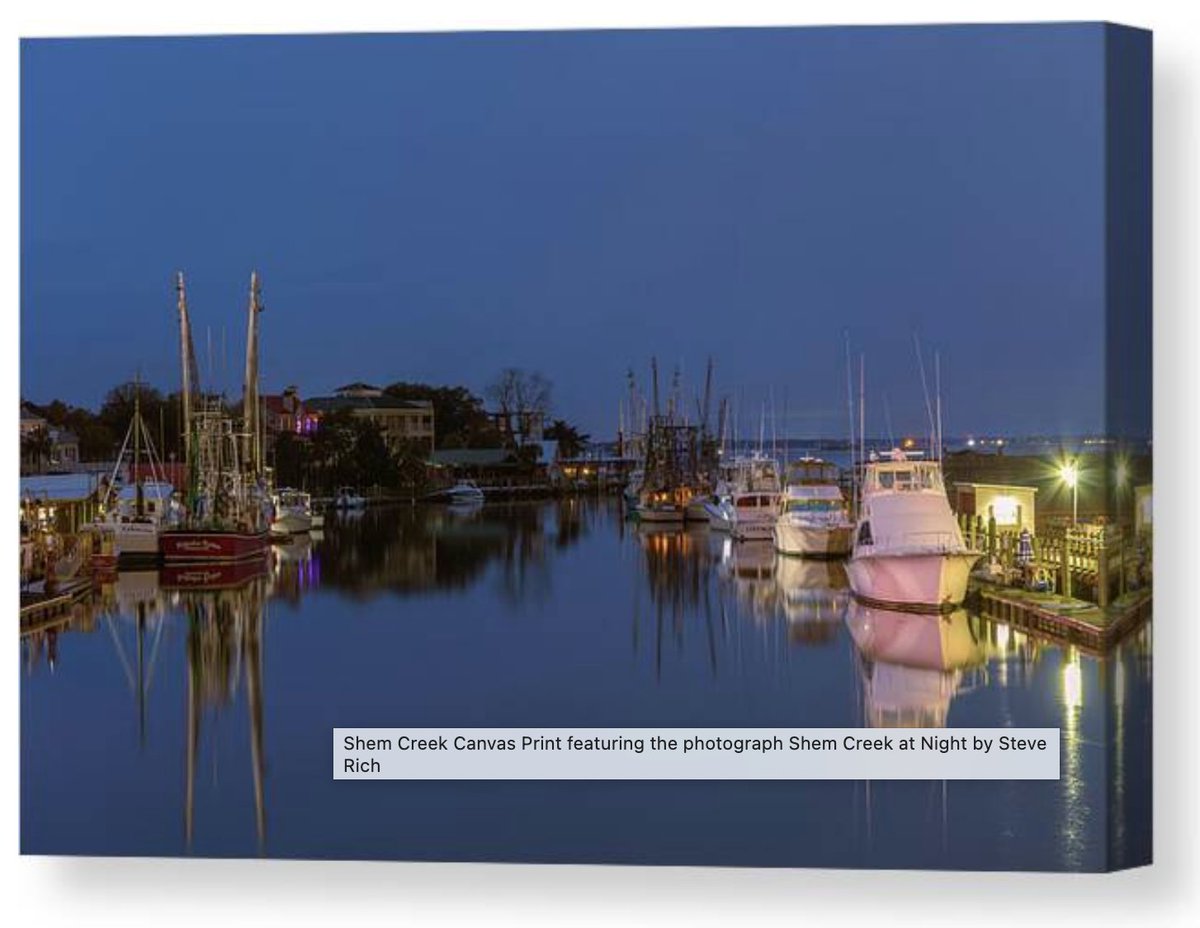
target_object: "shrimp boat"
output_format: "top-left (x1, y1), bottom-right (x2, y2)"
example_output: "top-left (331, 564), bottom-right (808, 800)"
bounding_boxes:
top-left (91, 379), bottom-right (176, 564)
top-left (845, 450), bottom-right (980, 611)
top-left (773, 458), bottom-right (854, 558)
top-left (636, 486), bottom-right (690, 523)
top-left (160, 272), bottom-right (271, 564)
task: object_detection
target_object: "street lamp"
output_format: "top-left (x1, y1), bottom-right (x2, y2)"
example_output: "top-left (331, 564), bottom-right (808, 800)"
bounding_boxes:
top-left (1060, 461), bottom-right (1078, 526)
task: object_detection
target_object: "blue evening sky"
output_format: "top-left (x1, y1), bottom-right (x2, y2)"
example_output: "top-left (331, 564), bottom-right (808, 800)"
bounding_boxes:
top-left (22, 24), bottom-right (1112, 438)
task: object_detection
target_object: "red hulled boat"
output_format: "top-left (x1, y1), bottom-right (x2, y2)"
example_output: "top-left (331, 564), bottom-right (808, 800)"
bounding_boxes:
top-left (159, 529), bottom-right (269, 563)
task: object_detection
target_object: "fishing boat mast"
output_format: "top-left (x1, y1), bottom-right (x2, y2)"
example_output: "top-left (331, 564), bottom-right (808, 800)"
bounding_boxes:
top-left (176, 272), bottom-right (199, 469)
top-left (243, 271), bottom-right (264, 478)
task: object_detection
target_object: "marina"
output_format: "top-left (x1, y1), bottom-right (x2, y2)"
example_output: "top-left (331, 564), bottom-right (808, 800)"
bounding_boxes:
top-left (17, 22), bottom-right (1153, 879)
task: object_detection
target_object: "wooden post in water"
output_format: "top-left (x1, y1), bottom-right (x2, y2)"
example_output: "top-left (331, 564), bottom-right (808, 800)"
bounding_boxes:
top-left (1097, 538), bottom-right (1110, 608)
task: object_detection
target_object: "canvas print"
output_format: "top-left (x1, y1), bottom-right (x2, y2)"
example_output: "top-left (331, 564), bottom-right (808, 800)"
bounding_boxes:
top-left (19, 23), bottom-right (1151, 870)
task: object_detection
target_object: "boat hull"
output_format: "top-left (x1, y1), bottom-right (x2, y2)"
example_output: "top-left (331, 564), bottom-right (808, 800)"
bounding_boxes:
top-left (112, 522), bottom-right (161, 561)
top-left (774, 521), bottom-right (853, 558)
top-left (271, 512), bottom-right (313, 535)
top-left (160, 529), bottom-right (270, 563)
top-left (684, 498), bottom-right (711, 522)
top-left (637, 506), bottom-right (686, 524)
top-left (730, 507), bottom-right (778, 541)
top-left (846, 550), bottom-right (979, 612)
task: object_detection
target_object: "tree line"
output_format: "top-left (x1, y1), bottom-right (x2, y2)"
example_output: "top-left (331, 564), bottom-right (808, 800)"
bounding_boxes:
top-left (22, 367), bottom-right (591, 486)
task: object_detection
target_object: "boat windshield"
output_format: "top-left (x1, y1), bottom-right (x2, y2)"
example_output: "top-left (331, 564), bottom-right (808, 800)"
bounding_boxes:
top-left (785, 498), bottom-right (843, 513)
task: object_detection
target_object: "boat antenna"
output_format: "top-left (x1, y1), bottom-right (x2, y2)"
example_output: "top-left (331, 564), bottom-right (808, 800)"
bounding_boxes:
top-left (770, 386), bottom-right (777, 461)
top-left (133, 371), bottom-right (144, 517)
top-left (913, 331), bottom-right (936, 456)
top-left (650, 357), bottom-right (661, 419)
top-left (843, 331), bottom-right (856, 510)
top-left (701, 356), bottom-right (713, 437)
top-left (782, 385), bottom-right (789, 467)
top-left (883, 393), bottom-right (896, 451)
top-left (858, 354), bottom-right (865, 476)
top-left (935, 350), bottom-right (944, 461)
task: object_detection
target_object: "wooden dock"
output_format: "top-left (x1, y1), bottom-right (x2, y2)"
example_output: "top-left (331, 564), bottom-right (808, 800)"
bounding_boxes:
top-left (19, 577), bottom-right (95, 635)
top-left (971, 580), bottom-right (1151, 652)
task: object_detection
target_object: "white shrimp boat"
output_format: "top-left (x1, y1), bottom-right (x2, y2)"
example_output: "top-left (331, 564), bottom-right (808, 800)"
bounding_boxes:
top-left (92, 381), bottom-right (176, 563)
top-left (636, 487), bottom-right (688, 523)
top-left (270, 488), bottom-right (314, 534)
top-left (845, 450), bottom-right (980, 611)
top-left (773, 459), bottom-right (853, 558)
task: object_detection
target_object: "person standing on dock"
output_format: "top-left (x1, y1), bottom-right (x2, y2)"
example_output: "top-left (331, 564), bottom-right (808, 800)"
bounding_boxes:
top-left (1017, 526), bottom-right (1034, 589)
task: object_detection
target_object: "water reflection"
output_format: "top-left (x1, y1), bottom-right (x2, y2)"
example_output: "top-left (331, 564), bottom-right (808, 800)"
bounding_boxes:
top-left (19, 499), bottom-right (1151, 870)
top-left (845, 603), bottom-right (985, 728)
top-left (181, 576), bottom-right (268, 852)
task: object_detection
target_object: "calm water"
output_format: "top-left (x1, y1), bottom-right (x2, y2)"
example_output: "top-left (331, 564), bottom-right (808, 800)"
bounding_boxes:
top-left (20, 499), bottom-right (1151, 870)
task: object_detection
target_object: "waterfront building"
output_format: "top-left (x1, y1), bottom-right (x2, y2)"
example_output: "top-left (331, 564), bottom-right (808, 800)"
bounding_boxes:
top-left (305, 382), bottom-right (435, 454)
top-left (952, 482), bottom-right (1038, 533)
top-left (20, 473), bottom-right (103, 533)
top-left (19, 403), bottom-right (81, 474)
top-left (261, 386), bottom-right (319, 446)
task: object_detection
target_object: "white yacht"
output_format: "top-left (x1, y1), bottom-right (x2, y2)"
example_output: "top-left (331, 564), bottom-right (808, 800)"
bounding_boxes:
top-left (773, 458), bottom-right (853, 558)
top-left (711, 455), bottom-right (782, 541)
top-left (270, 488), bottom-right (314, 535)
top-left (447, 479), bottom-right (485, 504)
top-left (845, 449), bottom-right (979, 611)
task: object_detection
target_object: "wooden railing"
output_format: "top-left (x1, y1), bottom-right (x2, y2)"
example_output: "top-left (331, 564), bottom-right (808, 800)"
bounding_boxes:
top-left (957, 513), bottom-right (1152, 607)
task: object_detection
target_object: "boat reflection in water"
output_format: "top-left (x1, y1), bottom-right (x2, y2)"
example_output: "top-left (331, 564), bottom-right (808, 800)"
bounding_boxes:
top-left (845, 601), bottom-right (985, 727)
top-left (19, 499), bottom-right (1151, 870)
top-left (181, 570), bottom-right (270, 853)
top-left (775, 557), bottom-right (849, 646)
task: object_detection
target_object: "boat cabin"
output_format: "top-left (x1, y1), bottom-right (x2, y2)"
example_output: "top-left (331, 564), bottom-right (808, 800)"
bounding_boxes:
top-left (862, 454), bottom-right (946, 495)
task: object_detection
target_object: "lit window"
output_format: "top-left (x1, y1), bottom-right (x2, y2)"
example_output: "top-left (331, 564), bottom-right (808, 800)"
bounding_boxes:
top-left (991, 495), bottom-right (1020, 526)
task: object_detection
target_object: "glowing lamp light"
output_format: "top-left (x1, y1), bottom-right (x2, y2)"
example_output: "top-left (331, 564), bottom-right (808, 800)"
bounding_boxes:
top-left (1060, 463), bottom-right (1078, 488)
top-left (1115, 459), bottom-right (1130, 488)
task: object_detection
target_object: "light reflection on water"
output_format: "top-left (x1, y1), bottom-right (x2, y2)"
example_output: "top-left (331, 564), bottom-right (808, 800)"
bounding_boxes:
top-left (20, 499), bottom-right (1151, 869)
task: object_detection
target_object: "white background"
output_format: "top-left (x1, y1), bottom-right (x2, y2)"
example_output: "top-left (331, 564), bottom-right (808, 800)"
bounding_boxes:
top-left (2, 2), bottom-right (1196, 926)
